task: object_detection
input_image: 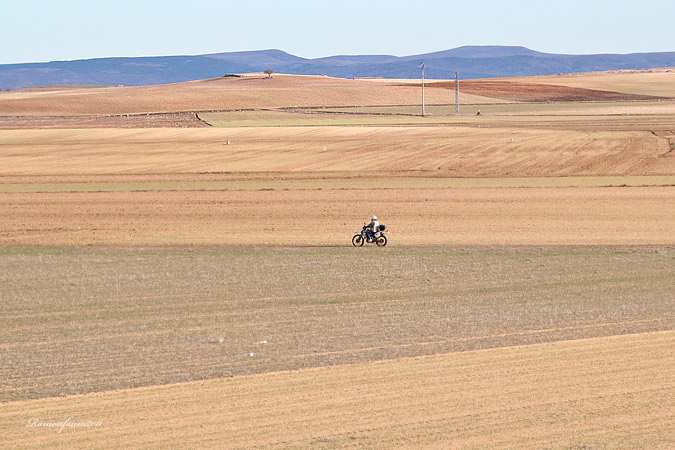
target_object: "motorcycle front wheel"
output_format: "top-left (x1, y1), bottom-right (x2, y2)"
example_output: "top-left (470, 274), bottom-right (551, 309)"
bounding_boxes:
top-left (352, 234), bottom-right (365, 247)
top-left (376, 235), bottom-right (387, 247)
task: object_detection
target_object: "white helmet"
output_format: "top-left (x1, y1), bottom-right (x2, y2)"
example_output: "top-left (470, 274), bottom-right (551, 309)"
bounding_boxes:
top-left (371, 215), bottom-right (377, 221)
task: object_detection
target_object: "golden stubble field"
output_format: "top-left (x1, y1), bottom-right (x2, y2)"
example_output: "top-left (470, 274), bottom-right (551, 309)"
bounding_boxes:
top-left (0, 126), bottom-right (673, 178)
top-left (1, 70), bottom-right (675, 448)
top-left (2, 332), bottom-right (673, 449)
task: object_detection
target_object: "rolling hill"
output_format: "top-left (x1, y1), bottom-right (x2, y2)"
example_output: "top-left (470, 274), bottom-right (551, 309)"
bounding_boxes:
top-left (2, 46), bottom-right (675, 89)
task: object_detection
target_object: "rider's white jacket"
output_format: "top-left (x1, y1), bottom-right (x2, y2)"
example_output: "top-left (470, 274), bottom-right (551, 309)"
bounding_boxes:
top-left (369, 219), bottom-right (380, 234)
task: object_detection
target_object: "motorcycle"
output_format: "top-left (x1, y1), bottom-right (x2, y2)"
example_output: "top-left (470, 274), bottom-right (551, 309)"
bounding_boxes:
top-left (352, 224), bottom-right (388, 247)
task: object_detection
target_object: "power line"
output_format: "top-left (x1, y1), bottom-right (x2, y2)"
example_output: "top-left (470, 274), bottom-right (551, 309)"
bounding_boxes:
top-left (419, 62), bottom-right (426, 116)
top-left (455, 71), bottom-right (460, 115)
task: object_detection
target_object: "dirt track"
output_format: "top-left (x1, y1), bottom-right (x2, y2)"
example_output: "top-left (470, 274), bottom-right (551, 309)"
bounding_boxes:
top-left (1, 187), bottom-right (673, 245)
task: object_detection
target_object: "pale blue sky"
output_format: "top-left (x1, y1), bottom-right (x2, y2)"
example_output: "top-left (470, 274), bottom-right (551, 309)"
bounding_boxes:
top-left (2, 0), bottom-right (673, 64)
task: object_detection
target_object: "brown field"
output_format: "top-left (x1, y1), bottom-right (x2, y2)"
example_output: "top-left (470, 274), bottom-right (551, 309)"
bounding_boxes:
top-left (0, 112), bottom-right (210, 129)
top-left (1, 244), bottom-right (673, 402)
top-left (2, 175), bottom-right (675, 194)
top-left (319, 102), bottom-right (675, 120)
top-left (522, 68), bottom-right (675, 97)
top-left (403, 79), bottom-right (669, 102)
top-left (2, 70), bottom-right (674, 448)
top-left (1, 126), bottom-right (673, 180)
top-left (1, 187), bottom-right (674, 245)
top-left (0, 75), bottom-right (500, 116)
top-left (2, 69), bottom-right (673, 119)
top-left (2, 331), bottom-right (673, 449)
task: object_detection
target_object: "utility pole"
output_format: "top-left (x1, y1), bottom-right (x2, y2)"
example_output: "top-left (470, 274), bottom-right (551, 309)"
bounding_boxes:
top-left (419, 62), bottom-right (426, 116)
top-left (455, 71), bottom-right (460, 115)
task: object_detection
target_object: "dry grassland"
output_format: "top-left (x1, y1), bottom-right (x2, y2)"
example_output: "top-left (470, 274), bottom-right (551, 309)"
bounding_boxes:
top-left (2, 331), bottom-right (673, 449)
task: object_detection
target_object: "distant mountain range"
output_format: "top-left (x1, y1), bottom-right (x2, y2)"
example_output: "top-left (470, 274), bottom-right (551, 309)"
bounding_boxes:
top-left (2, 46), bottom-right (675, 90)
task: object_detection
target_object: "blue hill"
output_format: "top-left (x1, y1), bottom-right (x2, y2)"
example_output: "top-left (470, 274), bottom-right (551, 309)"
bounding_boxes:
top-left (2, 46), bottom-right (675, 89)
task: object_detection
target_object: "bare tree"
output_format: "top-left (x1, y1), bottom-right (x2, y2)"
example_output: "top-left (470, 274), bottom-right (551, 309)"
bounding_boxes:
top-left (264, 68), bottom-right (274, 78)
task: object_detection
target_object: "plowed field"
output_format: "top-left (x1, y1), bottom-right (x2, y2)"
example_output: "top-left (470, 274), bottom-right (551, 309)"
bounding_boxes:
top-left (1, 126), bottom-right (673, 179)
top-left (524, 68), bottom-right (675, 97)
top-left (1, 187), bottom-right (674, 245)
top-left (404, 79), bottom-right (667, 102)
top-left (2, 243), bottom-right (673, 403)
top-left (0, 112), bottom-right (210, 129)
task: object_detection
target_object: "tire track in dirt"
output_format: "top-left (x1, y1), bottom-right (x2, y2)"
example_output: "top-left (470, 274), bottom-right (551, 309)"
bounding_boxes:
top-left (651, 130), bottom-right (675, 157)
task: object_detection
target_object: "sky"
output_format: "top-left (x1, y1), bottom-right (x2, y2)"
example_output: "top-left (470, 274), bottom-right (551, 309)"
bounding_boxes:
top-left (1, 0), bottom-right (674, 65)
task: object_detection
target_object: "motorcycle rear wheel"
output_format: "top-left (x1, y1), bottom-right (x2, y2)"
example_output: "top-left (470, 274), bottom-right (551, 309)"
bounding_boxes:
top-left (352, 234), bottom-right (365, 247)
top-left (376, 235), bottom-right (387, 247)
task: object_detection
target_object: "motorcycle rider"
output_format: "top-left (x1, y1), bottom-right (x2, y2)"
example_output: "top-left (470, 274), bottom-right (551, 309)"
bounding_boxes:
top-left (364, 215), bottom-right (380, 241)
